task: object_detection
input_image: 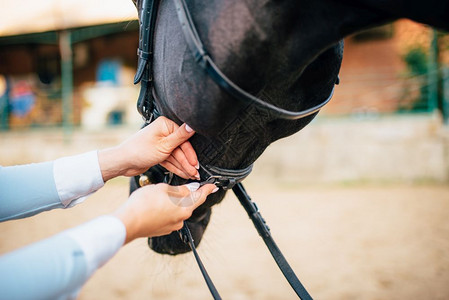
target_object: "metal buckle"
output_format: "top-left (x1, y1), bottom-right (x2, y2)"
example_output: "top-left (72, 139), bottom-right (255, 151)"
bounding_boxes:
top-left (142, 112), bottom-right (154, 124)
top-left (178, 226), bottom-right (189, 244)
top-left (163, 172), bottom-right (174, 185)
top-left (204, 175), bottom-right (236, 190)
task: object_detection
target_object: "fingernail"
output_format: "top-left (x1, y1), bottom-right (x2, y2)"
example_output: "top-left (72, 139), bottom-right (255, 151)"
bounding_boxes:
top-left (185, 124), bottom-right (194, 133)
top-left (195, 171), bottom-right (200, 180)
top-left (185, 182), bottom-right (200, 192)
top-left (212, 187), bottom-right (219, 193)
top-left (195, 162), bottom-right (200, 170)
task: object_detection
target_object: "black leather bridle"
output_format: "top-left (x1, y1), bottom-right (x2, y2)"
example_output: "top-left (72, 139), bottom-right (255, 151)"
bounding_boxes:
top-left (134, 0), bottom-right (336, 122)
top-left (133, 0), bottom-right (330, 298)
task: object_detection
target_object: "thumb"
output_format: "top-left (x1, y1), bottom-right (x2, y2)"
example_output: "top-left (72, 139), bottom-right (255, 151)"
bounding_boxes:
top-left (163, 123), bottom-right (195, 151)
top-left (190, 184), bottom-right (218, 210)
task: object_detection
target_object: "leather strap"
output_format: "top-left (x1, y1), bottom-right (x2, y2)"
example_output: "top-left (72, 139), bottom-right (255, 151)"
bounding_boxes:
top-left (199, 163), bottom-right (253, 190)
top-left (134, 1), bottom-right (315, 298)
top-left (179, 223), bottom-right (222, 300)
top-left (173, 0), bottom-right (335, 120)
top-left (233, 183), bottom-right (313, 300)
top-left (135, 0), bottom-right (161, 121)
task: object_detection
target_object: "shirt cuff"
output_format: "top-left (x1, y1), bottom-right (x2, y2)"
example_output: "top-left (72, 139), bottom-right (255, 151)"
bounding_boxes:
top-left (65, 216), bottom-right (126, 278)
top-left (53, 151), bottom-right (104, 207)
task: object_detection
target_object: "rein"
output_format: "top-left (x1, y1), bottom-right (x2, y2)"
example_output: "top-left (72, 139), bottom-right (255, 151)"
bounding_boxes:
top-left (178, 223), bottom-right (222, 300)
top-left (175, 183), bottom-right (313, 300)
top-left (233, 183), bottom-right (313, 300)
top-left (133, 0), bottom-right (323, 298)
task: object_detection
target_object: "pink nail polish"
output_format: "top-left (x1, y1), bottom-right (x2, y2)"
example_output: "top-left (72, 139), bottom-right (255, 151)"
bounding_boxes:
top-left (185, 182), bottom-right (200, 192)
top-left (212, 187), bottom-right (219, 193)
top-left (185, 124), bottom-right (194, 133)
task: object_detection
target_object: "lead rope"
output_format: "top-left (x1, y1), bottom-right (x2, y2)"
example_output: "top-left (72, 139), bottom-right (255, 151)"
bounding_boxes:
top-left (179, 223), bottom-right (222, 300)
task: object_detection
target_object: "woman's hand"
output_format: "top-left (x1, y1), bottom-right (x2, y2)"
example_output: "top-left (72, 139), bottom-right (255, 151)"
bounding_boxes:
top-left (114, 183), bottom-right (217, 244)
top-left (98, 117), bottom-right (200, 181)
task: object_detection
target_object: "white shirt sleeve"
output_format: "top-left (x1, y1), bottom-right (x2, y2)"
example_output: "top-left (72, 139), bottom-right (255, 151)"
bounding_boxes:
top-left (53, 151), bottom-right (105, 207)
top-left (0, 215), bottom-right (127, 300)
top-left (65, 215), bottom-right (127, 278)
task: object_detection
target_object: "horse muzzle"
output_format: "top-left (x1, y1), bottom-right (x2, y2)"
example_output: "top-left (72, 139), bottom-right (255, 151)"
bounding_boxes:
top-left (147, 208), bottom-right (211, 255)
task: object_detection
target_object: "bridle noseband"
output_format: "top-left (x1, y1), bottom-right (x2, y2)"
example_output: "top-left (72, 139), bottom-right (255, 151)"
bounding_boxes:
top-left (199, 163), bottom-right (253, 190)
top-left (173, 0), bottom-right (336, 120)
top-left (132, 0), bottom-right (331, 299)
top-left (134, 0), bottom-right (336, 123)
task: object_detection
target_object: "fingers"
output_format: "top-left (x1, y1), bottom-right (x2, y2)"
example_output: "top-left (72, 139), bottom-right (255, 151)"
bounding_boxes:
top-left (159, 160), bottom-right (190, 179)
top-left (157, 117), bottom-right (198, 171)
top-left (160, 152), bottom-right (198, 180)
top-left (190, 184), bottom-right (218, 210)
top-left (171, 148), bottom-right (200, 179)
top-left (166, 183), bottom-right (217, 210)
top-left (116, 182), bottom-right (218, 243)
top-left (167, 183), bottom-right (199, 207)
top-left (162, 123), bottom-right (195, 152)
top-left (167, 183), bottom-right (196, 199)
top-left (179, 141), bottom-right (199, 169)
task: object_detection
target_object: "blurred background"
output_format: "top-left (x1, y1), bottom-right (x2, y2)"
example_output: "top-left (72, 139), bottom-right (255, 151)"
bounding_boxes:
top-left (1, 1), bottom-right (449, 299)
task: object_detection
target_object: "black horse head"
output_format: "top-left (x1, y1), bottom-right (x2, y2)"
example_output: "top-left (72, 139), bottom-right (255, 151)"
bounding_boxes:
top-left (130, 0), bottom-right (449, 255)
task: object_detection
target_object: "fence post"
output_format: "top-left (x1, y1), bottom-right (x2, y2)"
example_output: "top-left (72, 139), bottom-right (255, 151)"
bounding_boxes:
top-left (427, 29), bottom-right (439, 114)
top-left (0, 75), bottom-right (8, 131)
top-left (443, 68), bottom-right (449, 125)
top-left (59, 30), bottom-right (73, 141)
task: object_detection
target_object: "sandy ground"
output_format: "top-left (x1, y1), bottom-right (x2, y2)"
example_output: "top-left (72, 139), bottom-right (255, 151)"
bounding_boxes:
top-left (1, 178), bottom-right (449, 300)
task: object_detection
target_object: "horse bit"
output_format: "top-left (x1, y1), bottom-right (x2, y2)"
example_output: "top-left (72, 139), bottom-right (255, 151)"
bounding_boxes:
top-left (133, 0), bottom-right (337, 298)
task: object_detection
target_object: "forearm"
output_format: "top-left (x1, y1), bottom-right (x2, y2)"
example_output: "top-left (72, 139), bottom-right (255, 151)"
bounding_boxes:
top-left (65, 215), bottom-right (126, 276)
top-left (0, 151), bottom-right (104, 222)
top-left (0, 233), bottom-right (87, 300)
top-left (97, 143), bottom-right (157, 181)
top-left (0, 216), bottom-right (126, 300)
top-left (98, 146), bottom-right (133, 182)
top-left (0, 161), bottom-right (59, 221)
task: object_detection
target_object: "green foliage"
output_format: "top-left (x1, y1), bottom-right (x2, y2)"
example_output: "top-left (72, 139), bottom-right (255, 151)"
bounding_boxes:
top-left (404, 47), bottom-right (428, 75)
top-left (399, 47), bottom-right (429, 112)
